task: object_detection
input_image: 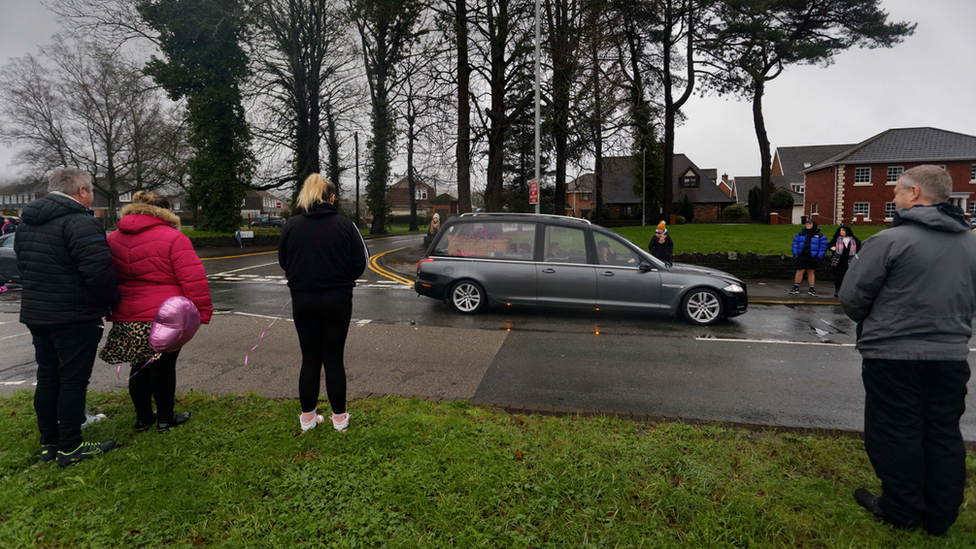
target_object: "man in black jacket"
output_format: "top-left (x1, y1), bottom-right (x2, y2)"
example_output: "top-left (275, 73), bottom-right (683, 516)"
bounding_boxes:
top-left (16, 168), bottom-right (121, 468)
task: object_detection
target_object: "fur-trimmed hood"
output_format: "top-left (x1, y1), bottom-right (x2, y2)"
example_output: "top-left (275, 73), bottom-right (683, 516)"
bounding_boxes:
top-left (118, 202), bottom-right (181, 230)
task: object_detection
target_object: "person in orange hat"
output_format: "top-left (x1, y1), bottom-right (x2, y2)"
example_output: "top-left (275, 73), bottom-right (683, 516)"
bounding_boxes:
top-left (648, 221), bottom-right (673, 265)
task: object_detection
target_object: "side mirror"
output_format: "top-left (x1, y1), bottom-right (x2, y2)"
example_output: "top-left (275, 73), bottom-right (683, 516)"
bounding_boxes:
top-left (639, 262), bottom-right (653, 272)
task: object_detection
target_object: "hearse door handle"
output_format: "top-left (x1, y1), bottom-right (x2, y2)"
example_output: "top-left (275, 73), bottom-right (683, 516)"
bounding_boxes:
top-left (601, 271), bottom-right (614, 277)
top-left (541, 268), bottom-right (555, 274)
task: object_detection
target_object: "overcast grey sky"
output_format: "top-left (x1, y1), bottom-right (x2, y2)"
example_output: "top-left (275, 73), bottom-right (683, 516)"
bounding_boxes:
top-left (0, 0), bottom-right (973, 183)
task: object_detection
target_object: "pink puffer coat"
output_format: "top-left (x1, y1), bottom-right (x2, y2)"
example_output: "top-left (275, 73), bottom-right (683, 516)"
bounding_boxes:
top-left (106, 203), bottom-right (212, 324)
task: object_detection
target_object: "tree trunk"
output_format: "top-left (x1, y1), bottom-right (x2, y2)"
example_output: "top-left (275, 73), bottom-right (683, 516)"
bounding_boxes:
top-left (456, 0), bottom-right (472, 214)
top-left (751, 77), bottom-right (772, 223)
top-left (591, 9), bottom-right (603, 224)
top-left (407, 100), bottom-right (418, 231)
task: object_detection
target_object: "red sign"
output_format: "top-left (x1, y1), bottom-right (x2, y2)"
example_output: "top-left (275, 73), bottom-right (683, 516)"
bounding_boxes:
top-left (529, 179), bottom-right (539, 205)
top-left (276, 201), bottom-right (282, 208)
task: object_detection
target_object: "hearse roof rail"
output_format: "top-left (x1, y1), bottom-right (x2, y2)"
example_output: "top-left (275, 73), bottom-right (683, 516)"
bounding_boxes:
top-left (458, 212), bottom-right (592, 225)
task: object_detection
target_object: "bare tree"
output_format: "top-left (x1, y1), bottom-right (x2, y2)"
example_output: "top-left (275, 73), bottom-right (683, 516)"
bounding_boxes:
top-left (0, 36), bottom-right (174, 226)
top-left (468, 0), bottom-right (537, 211)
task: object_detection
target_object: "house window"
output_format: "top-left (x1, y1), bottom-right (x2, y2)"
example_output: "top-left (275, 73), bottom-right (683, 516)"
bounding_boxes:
top-left (119, 192), bottom-right (132, 202)
top-left (680, 175), bottom-right (698, 188)
top-left (172, 201), bottom-right (181, 211)
top-left (885, 202), bottom-right (897, 220)
top-left (811, 203), bottom-right (818, 214)
top-left (886, 166), bottom-right (903, 185)
top-left (853, 202), bottom-right (870, 219)
top-left (854, 167), bottom-right (871, 184)
top-left (971, 164), bottom-right (976, 182)
top-left (791, 184), bottom-right (804, 193)
top-left (969, 201), bottom-right (976, 216)
top-left (580, 193), bottom-right (591, 202)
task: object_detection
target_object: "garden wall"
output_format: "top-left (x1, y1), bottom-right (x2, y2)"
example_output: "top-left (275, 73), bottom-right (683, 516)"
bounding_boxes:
top-left (673, 252), bottom-right (834, 281)
top-left (189, 234), bottom-right (282, 248)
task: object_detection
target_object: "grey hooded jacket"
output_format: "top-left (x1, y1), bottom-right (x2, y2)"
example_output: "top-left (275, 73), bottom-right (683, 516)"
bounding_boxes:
top-left (840, 202), bottom-right (976, 360)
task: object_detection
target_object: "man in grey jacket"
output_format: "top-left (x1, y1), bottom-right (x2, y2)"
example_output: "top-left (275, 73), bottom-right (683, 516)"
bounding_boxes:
top-left (840, 165), bottom-right (976, 535)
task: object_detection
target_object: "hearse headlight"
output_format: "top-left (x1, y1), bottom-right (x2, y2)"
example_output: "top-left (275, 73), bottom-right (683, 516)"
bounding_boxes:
top-left (723, 283), bottom-right (744, 293)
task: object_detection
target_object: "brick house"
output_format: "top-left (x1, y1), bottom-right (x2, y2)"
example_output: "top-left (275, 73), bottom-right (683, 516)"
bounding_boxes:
top-left (802, 127), bottom-right (976, 225)
top-left (242, 190), bottom-right (287, 218)
top-left (566, 154), bottom-right (733, 221)
top-left (388, 177), bottom-right (434, 216)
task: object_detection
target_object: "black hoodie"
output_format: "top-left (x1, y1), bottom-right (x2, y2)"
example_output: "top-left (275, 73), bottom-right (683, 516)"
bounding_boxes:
top-left (15, 193), bottom-right (121, 325)
top-left (278, 202), bottom-right (369, 295)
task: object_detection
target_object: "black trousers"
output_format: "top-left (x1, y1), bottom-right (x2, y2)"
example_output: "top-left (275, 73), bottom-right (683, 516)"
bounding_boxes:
top-left (832, 262), bottom-right (849, 291)
top-left (291, 290), bottom-right (352, 415)
top-left (861, 358), bottom-right (970, 534)
top-left (29, 320), bottom-right (104, 452)
top-left (128, 349), bottom-right (181, 424)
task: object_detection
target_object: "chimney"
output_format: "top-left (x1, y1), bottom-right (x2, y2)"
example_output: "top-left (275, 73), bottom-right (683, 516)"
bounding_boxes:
top-left (722, 173), bottom-right (729, 183)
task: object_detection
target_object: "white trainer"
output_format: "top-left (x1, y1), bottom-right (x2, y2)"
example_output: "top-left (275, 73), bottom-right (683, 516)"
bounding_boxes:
top-left (300, 410), bottom-right (325, 431)
top-left (332, 412), bottom-right (350, 432)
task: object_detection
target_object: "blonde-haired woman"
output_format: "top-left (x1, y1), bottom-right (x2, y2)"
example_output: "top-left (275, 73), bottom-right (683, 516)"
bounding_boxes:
top-left (278, 174), bottom-right (368, 432)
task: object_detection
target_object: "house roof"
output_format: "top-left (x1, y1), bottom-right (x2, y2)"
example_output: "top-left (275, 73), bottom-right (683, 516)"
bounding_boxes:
top-left (672, 154), bottom-right (734, 205)
top-left (389, 177), bottom-right (433, 190)
top-left (566, 155), bottom-right (733, 205)
top-left (774, 144), bottom-right (854, 182)
top-left (804, 127), bottom-right (976, 172)
top-left (246, 189), bottom-right (287, 201)
top-left (0, 180), bottom-right (47, 195)
top-left (731, 175), bottom-right (802, 206)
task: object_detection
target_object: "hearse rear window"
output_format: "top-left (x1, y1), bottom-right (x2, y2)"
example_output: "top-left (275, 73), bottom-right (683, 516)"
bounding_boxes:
top-left (432, 222), bottom-right (535, 260)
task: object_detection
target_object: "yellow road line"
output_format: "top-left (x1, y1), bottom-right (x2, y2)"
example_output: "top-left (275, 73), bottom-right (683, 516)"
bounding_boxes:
top-left (368, 248), bottom-right (414, 286)
top-left (749, 299), bottom-right (841, 305)
top-left (202, 250), bottom-right (278, 261)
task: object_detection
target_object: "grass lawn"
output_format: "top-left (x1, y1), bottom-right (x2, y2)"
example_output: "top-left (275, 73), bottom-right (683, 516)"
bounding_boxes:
top-left (613, 224), bottom-right (888, 255)
top-left (1, 391), bottom-right (973, 548)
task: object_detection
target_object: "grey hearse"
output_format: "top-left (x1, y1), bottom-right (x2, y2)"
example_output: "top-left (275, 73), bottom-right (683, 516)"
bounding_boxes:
top-left (414, 213), bottom-right (747, 325)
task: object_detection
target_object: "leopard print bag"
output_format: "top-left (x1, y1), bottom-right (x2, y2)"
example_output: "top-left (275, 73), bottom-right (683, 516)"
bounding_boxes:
top-left (99, 321), bottom-right (160, 366)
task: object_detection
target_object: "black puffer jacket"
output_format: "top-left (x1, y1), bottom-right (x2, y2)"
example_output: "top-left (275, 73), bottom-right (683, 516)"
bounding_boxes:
top-left (15, 193), bottom-right (121, 326)
top-left (278, 202), bottom-right (369, 296)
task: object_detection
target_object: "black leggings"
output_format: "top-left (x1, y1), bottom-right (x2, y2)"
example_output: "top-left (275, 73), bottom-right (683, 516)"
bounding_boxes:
top-left (292, 290), bottom-right (352, 414)
top-left (129, 349), bottom-right (181, 424)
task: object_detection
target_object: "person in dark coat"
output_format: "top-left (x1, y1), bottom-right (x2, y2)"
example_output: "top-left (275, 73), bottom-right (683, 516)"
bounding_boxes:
top-left (840, 166), bottom-right (976, 535)
top-left (15, 167), bottom-right (121, 467)
top-left (790, 219), bottom-right (828, 296)
top-left (648, 221), bottom-right (674, 265)
top-left (279, 174), bottom-right (369, 432)
top-left (1, 216), bottom-right (16, 234)
top-left (828, 225), bottom-right (861, 297)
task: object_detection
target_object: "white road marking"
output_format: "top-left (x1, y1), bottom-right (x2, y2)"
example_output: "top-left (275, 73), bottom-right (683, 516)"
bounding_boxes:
top-left (233, 311), bottom-right (294, 322)
top-left (697, 337), bottom-right (854, 348)
top-left (356, 319), bottom-right (372, 327)
top-left (0, 380), bottom-right (26, 386)
top-left (0, 332), bottom-right (30, 342)
top-left (210, 261), bottom-right (280, 277)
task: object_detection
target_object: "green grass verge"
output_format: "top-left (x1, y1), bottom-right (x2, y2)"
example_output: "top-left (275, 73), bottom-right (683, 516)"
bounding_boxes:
top-left (361, 225), bottom-right (428, 237)
top-left (2, 391), bottom-right (972, 547)
top-left (612, 225), bottom-right (887, 255)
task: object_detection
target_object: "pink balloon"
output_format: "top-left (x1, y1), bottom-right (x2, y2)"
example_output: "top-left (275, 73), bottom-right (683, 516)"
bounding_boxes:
top-left (149, 296), bottom-right (201, 353)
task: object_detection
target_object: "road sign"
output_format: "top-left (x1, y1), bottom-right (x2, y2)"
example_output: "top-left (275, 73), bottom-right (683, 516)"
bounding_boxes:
top-left (276, 201), bottom-right (282, 208)
top-left (529, 178), bottom-right (539, 205)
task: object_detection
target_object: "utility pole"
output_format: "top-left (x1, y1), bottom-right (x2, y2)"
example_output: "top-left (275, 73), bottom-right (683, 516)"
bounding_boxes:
top-left (642, 149), bottom-right (646, 226)
top-left (355, 132), bottom-right (360, 227)
top-left (534, 0), bottom-right (541, 214)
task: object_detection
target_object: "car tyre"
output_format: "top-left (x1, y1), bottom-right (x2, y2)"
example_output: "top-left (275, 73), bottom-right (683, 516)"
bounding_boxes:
top-left (681, 288), bottom-right (724, 326)
top-left (449, 280), bottom-right (486, 314)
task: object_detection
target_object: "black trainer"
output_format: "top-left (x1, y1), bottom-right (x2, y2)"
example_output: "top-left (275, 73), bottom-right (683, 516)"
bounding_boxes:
top-left (135, 411), bottom-right (158, 432)
top-left (789, 286), bottom-right (800, 295)
top-left (808, 287), bottom-right (818, 297)
top-left (157, 411), bottom-right (192, 432)
top-left (854, 488), bottom-right (912, 530)
top-left (39, 444), bottom-right (57, 463)
top-left (56, 440), bottom-right (117, 468)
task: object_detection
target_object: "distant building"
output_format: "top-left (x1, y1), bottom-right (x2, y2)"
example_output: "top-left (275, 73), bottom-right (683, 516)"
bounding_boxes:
top-left (388, 177), bottom-right (434, 216)
top-left (802, 127), bottom-right (976, 225)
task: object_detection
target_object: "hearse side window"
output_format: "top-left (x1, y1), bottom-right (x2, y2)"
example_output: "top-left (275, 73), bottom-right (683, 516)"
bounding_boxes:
top-left (431, 221), bottom-right (535, 260)
top-left (595, 234), bottom-right (640, 267)
top-left (544, 225), bottom-right (588, 264)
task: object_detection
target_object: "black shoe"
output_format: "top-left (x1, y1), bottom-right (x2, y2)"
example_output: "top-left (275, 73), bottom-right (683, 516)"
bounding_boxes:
top-left (834, 290), bottom-right (839, 297)
top-left (157, 411), bottom-right (192, 432)
top-left (808, 287), bottom-right (818, 297)
top-left (789, 286), bottom-right (800, 295)
top-left (56, 440), bottom-right (117, 468)
top-left (135, 412), bottom-right (158, 433)
top-left (854, 488), bottom-right (912, 530)
top-left (39, 444), bottom-right (57, 463)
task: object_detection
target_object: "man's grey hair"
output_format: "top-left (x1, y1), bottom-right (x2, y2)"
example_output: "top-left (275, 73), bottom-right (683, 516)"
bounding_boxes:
top-left (48, 168), bottom-right (92, 195)
top-left (898, 165), bottom-right (952, 203)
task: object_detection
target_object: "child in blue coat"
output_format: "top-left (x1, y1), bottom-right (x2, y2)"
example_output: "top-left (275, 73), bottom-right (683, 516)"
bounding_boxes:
top-left (790, 219), bottom-right (828, 296)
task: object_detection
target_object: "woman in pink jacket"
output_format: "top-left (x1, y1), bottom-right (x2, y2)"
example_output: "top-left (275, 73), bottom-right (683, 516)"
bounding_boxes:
top-left (101, 191), bottom-right (212, 432)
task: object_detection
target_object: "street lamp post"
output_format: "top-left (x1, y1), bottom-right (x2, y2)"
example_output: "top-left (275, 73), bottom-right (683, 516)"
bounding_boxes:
top-left (534, 0), bottom-right (541, 214)
top-left (642, 149), bottom-right (646, 226)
